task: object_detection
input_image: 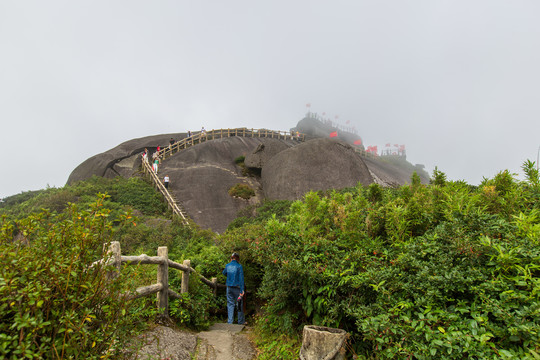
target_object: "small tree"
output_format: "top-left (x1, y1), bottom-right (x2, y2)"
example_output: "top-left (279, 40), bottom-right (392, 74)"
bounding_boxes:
top-left (430, 166), bottom-right (447, 186)
top-left (0, 194), bottom-right (140, 359)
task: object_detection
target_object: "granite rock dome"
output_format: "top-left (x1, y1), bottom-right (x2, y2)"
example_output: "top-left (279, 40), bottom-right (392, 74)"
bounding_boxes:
top-left (67, 123), bottom-right (429, 232)
top-left (261, 138), bottom-right (373, 200)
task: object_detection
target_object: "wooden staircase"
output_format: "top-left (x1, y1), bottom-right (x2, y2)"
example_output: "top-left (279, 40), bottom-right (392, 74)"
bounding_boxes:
top-left (143, 126), bottom-right (372, 225)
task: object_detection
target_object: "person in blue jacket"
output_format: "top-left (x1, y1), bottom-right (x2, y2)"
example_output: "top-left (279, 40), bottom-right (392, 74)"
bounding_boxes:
top-left (222, 252), bottom-right (245, 324)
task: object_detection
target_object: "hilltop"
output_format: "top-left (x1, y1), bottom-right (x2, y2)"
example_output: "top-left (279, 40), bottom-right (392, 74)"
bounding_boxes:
top-left (67, 118), bottom-right (429, 232)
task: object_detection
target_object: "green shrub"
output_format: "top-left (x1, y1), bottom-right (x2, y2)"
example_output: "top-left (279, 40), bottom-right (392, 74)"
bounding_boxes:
top-left (234, 155), bottom-right (245, 164)
top-left (252, 315), bottom-right (301, 360)
top-left (228, 183), bottom-right (255, 200)
top-left (222, 162), bottom-right (540, 359)
top-left (168, 273), bottom-right (222, 330)
top-left (0, 194), bottom-right (144, 359)
top-left (112, 177), bottom-right (167, 215)
top-left (227, 199), bottom-right (293, 230)
top-left (0, 176), bottom-right (168, 219)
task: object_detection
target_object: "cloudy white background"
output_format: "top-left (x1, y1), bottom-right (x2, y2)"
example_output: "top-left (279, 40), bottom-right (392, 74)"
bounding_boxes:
top-left (1, 1), bottom-right (539, 198)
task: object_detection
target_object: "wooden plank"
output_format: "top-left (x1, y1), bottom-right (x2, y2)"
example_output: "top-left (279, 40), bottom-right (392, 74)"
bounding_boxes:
top-left (127, 283), bottom-right (163, 300)
top-left (121, 254), bottom-right (165, 265)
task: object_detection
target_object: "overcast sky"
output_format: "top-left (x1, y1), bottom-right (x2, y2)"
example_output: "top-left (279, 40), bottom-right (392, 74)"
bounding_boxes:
top-left (1, 1), bottom-right (539, 198)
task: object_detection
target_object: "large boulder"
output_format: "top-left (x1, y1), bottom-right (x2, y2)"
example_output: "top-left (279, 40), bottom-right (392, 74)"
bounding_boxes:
top-left (67, 125), bottom-right (429, 233)
top-left (261, 138), bottom-right (373, 200)
top-left (158, 137), bottom-right (296, 233)
top-left (67, 133), bottom-right (185, 184)
top-left (244, 138), bottom-right (290, 169)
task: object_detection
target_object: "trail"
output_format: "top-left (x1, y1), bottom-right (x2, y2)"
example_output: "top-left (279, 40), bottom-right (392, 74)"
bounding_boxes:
top-left (196, 323), bottom-right (256, 360)
top-left (128, 323), bottom-right (256, 360)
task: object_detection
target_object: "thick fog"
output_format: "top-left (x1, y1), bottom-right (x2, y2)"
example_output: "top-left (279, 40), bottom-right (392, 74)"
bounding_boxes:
top-left (1, 1), bottom-right (539, 198)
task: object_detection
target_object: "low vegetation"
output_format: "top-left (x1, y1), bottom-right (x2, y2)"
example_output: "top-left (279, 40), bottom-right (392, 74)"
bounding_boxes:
top-left (221, 160), bottom-right (540, 359)
top-left (228, 183), bottom-right (256, 200)
top-left (1, 161), bottom-right (539, 359)
top-left (0, 195), bottom-right (142, 359)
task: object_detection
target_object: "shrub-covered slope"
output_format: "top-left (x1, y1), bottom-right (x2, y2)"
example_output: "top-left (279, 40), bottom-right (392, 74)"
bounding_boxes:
top-left (220, 161), bottom-right (540, 359)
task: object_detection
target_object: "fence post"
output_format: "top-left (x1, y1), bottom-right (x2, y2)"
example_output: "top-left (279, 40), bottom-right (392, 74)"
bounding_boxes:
top-left (106, 241), bottom-right (121, 280)
top-left (157, 246), bottom-right (169, 316)
top-left (211, 277), bottom-right (217, 296)
top-left (181, 259), bottom-right (191, 293)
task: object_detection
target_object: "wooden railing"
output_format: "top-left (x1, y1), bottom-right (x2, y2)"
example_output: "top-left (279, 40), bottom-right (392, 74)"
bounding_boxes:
top-left (143, 127), bottom-right (373, 226)
top-left (104, 241), bottom-right (225, 317)
top-left (353, 147), bottom-right (378, 159)
top-left (141, 158), bottom-right (190, 226)
top-left (159, 127), bottom-right (306, 160)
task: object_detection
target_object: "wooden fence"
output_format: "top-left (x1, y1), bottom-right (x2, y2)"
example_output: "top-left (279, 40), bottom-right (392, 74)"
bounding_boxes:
top-left (104, 241), bottom-right (225, 317)
top-left (159, 127), bottom-right (305, 160)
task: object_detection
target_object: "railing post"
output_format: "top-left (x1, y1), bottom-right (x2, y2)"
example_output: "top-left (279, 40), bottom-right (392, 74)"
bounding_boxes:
top-left (181, 259), bottom-right (190, 294)
top-left (211, 277), bottom-right (217, 296)
top-left (157, 246), bottom-right (169, 316)
top-left (107, 241), bottom-right (121, 280)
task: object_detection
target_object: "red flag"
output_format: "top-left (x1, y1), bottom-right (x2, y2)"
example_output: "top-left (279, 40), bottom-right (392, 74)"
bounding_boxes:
top-left (394, 144), bottom-right (399, 147)
top-left (354, 139), bottom-right (362, 145)
top-left (400, 145), bottom-right (406, 150)
top-left (329, 131), bottom-right (338, 138)
top-left (306, 103), bottom-right (311, 108)
top-left (346, 120), bottom-right (350, 124)
top-left (385, 143), bottom-right (391, 147)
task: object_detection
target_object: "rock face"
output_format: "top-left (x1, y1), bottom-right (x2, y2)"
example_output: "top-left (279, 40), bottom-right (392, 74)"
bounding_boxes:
top-left (67, 124), bottom-right (429, 233)
top-left (261, 138), bottom-right (373, 200)
top-left (67, 133), bottom-right (186, 184)
top-left (244, 139), bottom-right (290, 169)
top-left (294, 117), bottom-right (364, 149)
top-left (159, 137), bottom-right (296, 233)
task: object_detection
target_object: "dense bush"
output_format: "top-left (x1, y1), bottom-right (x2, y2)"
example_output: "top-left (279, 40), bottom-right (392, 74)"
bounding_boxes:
top-left (227, 199), bottom-right (293, 230)
top-left (234, 155), bottom-right (246, 164)
top-left (0, 194), bottom-right (145, 359)
top-left (3, 160), bottom-right (539, 359)
top-left (0, 176), bottom-right (167, 219)
top-left (224, 162), bottom-right (540, 359)
top-left (228, 183), bottom-right (255, 199)
top-left (168, 275), bottom-right (223, 330)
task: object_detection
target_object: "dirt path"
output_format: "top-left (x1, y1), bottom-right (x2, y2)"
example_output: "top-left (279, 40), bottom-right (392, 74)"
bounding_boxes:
top-left (197, 323), bottom-right (256, 360)
top-left (127, 323), bottom-right (256, 360)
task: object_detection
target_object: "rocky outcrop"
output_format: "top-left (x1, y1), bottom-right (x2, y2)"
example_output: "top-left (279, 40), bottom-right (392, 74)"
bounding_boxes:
top-left (67, 133), bottom-right (186, 184)
top-left (293, 117), bottom-right (364, 149)
top-left (261, 138), bottom-right (373, 200)
top-left (244, 139), bottom-right (290, 169)
top-left (67, 124), bottom-right (429, 233)
top-left (157, 137), bottom-right (296, 233)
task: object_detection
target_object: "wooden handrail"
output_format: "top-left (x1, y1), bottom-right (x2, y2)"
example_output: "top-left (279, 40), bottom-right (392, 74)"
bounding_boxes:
top-left (142, 158), bottom-right (190, 226)
top-left (158, 127), bottom-right (306, 160)
top-left (105, 242), bottom-right (224, 317)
